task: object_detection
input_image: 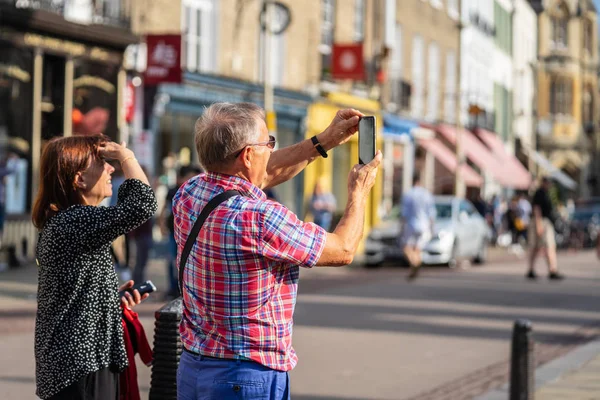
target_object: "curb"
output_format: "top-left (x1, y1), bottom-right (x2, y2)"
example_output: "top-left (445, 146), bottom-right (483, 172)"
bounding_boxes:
top-left (475, 340), bottom-right (600, 400)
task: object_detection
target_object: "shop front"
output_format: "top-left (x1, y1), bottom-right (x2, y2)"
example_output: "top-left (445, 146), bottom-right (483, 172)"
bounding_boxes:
top-left (304, 92), bottom-right (383, 245)
top-left (0, 11), bottom-right (135, 265)
top-left (149, 72), bottom-right (312, 216)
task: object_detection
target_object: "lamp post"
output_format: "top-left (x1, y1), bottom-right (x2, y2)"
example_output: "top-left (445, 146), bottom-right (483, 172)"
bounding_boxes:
top-left (263, 0), bottom-right (276, 140)
top-left (260, 1), bottom-right (290, 142)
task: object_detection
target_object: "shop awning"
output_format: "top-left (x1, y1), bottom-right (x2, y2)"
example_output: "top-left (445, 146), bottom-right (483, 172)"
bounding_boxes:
top-left (435, 124), bottom-right (508, 187)
top-left (418, 138), bottom-right (484, 187)
top-left (528, 150), bottom-right (578, 190)
top-left (383, 114), bottom-right (435, 143)
top-left (475, 129), bottom-right (532, 190)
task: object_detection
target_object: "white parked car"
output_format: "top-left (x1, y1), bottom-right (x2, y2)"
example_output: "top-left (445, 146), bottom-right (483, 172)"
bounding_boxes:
top-left (364, 196), bottom-right (491, 267)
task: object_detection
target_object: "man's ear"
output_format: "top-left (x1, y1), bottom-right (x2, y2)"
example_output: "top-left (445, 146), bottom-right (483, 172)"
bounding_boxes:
top-left (241, 147), bottom-right (253, 169)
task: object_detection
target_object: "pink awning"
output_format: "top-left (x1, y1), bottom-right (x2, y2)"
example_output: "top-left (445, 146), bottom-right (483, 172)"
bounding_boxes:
top-left (474, 128), bottom-right (532, 190)
top-left (435, 124), bottom-right (510, 187)
top-left (418, 138), bottom-right (484, 187)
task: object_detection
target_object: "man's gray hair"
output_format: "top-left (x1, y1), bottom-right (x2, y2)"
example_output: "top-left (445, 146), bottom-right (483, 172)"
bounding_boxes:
top-left (194, 102), bottom-right (265, 170)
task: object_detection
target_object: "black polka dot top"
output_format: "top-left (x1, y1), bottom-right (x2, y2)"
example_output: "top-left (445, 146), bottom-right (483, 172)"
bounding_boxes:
top-left (34, 179), bottom-right (157, 399)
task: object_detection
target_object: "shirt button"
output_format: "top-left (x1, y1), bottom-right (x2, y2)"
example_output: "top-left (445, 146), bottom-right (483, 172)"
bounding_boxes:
top-left (233, 385), bottom-right (241, 392)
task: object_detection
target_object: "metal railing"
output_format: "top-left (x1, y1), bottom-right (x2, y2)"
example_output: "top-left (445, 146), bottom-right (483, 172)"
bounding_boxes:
top-left (5, 0), bottom-right (130, 29)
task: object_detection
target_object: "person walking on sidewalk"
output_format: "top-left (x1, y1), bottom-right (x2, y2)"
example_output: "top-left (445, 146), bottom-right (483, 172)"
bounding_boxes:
top-left (32, 136), bottom-right (157, 400)
top-left (400, 173), bottom-right (435, 280)
top-left (174, 102), bottom-right (381, 400)
top-left (527, 177), bottom-right (564, 280)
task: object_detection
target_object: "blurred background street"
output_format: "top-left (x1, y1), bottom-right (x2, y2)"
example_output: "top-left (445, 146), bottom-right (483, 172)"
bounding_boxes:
top-left (1, 249), bottom-right (599, 399)
top-left (2, 0), bottom-right (600, 398)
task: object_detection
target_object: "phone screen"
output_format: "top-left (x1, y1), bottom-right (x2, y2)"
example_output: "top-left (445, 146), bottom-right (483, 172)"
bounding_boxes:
top-left (358, 116), bottom-right (376, 165)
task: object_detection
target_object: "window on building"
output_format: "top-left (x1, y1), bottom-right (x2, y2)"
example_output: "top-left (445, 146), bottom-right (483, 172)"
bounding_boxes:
top-left (551, 2), bottom-right (569, 50)
top-left (389, 23), bottom-right (403, 107)
top-left (444, 50), bottom-right (456, 123)
top-left (426, 42), bottom-right (439, 122)
top-left (353, 0), bottom-right (365, 42)
top-left (584, 18), bottom-right (594, 55)
top-left (181, 0), bottom-right (217, 73)
top-left (411, 35), bottom-right (424, 118)
top-left (321, 0), bottom-right (336, 78)
top-left (258, 13), bottom-right (286, 86)
top-left (583, 86), bottom-right (594, 124)
top-left (550, 77), bottom-right (573, 116)
top-left (447, 0), bottom-right (459, 20)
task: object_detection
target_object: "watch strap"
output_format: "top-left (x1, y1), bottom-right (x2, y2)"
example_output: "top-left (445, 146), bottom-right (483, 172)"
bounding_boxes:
top-left (311, 136), bottom-right (328, 158)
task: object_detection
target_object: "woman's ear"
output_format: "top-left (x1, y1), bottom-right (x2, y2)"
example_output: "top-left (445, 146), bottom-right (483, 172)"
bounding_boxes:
top-left (74, 172), bottom-right (86, 191)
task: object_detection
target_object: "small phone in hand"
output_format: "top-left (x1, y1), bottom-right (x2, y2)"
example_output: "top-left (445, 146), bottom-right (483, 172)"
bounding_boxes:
top-left (119, 280), bottom-right (157, 299)
top-left (358, 116), bottom-right (376, 165)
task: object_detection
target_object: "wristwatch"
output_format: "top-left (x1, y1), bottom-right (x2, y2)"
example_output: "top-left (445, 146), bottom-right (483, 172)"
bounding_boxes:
top-left (311, 136), bottom-right (328, 158)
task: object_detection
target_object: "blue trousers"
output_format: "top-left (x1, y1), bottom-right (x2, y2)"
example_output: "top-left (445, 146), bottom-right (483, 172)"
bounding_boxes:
top-left (177, 350), bottom-right (290, 400)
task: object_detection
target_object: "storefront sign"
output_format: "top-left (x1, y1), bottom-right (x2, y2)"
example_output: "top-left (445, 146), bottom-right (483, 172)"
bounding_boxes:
top-left (0, 30), bottom-right (121, 64)
top-left (331, 43), bottom-right (365, 81)
top-left (145, 35), bottom-right (182, 86)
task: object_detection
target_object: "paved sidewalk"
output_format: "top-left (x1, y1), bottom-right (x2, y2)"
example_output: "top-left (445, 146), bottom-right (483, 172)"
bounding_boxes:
top-left (478, 340), bottom-right (600, 400)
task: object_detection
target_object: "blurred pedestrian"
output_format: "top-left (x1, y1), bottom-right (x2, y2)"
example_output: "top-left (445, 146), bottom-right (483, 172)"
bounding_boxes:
top-left (505, 196), bottom-right (525, 256)
top-left (32, 136), bottom-right (157, 399)
top-left (527, 177), bottom-right (565, 280)
top-left (309, 179), bottom-right (337, 231)
top-left (471, 192), bottom-right (487, 217)
top-left (158, 164), bottom-right (202, 299)
top-left (174, 102), bottom-right (380, 399)
top-left (517, 192), bottom-right (532, 244)
top-left (130, 166), bottom-right (154, 284)
top-left (400, 173), bottom-right (436, 280)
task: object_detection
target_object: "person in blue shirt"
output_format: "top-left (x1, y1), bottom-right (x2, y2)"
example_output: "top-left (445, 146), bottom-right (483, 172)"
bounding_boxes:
top-left (309, 179), bottom-right (337, 232)
top-left (400, 173), bottom-right (436, 280)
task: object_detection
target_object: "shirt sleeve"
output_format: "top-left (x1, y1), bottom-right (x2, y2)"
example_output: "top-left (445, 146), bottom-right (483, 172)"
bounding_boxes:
top-left (259, 202), bottom-right (326, 268)
top-left (75, 179), bottom-right (158, 251)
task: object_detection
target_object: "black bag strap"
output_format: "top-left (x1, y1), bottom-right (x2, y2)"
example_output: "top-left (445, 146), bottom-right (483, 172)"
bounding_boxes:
top-left (179, 190), bottom-right (241, 294)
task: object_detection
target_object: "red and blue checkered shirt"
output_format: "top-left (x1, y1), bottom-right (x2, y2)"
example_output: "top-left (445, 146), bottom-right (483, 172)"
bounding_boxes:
top-left (173, 172), bottom-right (326, 371)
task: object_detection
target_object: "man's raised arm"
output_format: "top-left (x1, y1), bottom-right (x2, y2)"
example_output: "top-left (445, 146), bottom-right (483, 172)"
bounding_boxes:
top-left (263, 109), bottom-right (363, 188)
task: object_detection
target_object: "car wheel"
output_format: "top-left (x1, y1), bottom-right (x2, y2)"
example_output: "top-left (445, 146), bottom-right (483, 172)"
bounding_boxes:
top-left (448, 241), bottom-right (458, 269)
top-left (472, 239), bottom-right (488, 265)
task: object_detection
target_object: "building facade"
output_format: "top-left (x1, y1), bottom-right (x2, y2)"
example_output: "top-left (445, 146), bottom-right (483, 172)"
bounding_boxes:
top-left (513, 0), bottom-right (538, 169)
top-left (531, 0), bottom-right (599, 196)
top-left (379, 0), bottom-right (461, 205)
top-left (130, 0), bottom-right (384, 232)
top-left (0, 0), bottom-right (136, 264)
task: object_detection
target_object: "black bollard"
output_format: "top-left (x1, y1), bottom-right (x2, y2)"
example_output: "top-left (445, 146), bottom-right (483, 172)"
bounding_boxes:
top-left (509, 319), bottom-right (534, 400)
top-left (149, 298), bottom-right (183, 400)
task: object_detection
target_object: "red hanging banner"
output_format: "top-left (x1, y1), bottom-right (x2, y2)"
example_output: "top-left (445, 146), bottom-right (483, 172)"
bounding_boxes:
top-left (331, 43), bottom-right (365, 81)
top-left (145, 35), bottom-right (182, 86)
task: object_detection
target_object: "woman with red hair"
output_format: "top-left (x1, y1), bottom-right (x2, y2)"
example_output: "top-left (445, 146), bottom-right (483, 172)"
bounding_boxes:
top-left (32, 135), bottom-right (157, 400)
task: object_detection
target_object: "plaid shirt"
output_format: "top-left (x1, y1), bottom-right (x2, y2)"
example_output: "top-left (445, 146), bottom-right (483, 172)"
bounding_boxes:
top-left (173, 172), bottom-right (326, 371)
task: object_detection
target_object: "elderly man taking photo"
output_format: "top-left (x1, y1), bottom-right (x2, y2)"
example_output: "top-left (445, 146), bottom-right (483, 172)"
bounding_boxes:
top-left (173, 102), bottom-right (381, 399)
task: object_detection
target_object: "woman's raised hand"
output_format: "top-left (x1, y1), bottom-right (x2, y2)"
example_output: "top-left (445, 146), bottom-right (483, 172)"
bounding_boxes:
top-left (99, 141), bottom-right (134, 163)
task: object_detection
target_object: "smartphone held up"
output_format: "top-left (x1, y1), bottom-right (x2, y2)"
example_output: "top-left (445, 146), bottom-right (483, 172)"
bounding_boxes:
top-left (358, 116), bottom-right (376, 165)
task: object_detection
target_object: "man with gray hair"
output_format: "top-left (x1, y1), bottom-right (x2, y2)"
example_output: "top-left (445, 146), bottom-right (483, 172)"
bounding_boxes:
top-left (173, 102), bottom-right (381, 399)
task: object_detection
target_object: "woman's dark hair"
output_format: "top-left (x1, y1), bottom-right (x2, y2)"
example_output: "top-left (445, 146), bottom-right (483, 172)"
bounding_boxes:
top-left (32, 135), bottom-right (109, 229)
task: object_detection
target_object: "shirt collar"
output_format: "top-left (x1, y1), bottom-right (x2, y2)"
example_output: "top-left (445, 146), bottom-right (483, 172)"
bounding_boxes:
top-left (204, 172), bottom-right (267, 201)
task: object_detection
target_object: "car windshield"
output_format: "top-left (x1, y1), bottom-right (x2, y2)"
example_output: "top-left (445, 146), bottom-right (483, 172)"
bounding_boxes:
top-left (435, 203), bottom-right (453, 220)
